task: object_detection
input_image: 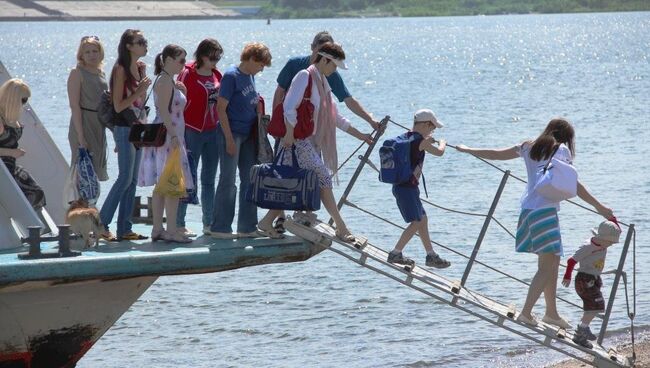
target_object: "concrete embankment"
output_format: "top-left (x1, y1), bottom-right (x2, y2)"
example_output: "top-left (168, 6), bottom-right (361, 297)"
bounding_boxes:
top-left (0, 0), bottom-right (258, 21)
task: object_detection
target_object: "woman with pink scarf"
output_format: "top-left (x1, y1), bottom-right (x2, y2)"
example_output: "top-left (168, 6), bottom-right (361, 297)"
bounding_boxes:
top-left (257, 42), bottom-right (371, 240)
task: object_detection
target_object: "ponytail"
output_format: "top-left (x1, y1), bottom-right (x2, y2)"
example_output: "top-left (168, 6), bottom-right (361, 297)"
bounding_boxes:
top-left (530, 118), bottom-right (575, 161)
top-left (154, 52), bottom-right (164, 75)
top-left (153, 44), bottom-right (187, 76)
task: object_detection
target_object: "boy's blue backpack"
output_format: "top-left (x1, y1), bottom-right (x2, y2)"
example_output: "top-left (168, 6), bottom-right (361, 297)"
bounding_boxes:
top-left (379, 133), bottom-right (414, 184)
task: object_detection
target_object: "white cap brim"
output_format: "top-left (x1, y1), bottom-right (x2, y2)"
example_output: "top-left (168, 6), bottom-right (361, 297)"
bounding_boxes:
top-left (318, 52), bottom-right (347, 70)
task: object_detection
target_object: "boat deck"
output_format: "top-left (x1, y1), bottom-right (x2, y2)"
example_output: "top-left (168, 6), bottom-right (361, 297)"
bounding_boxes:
top-left (0, 230), bottom-right (322, 287)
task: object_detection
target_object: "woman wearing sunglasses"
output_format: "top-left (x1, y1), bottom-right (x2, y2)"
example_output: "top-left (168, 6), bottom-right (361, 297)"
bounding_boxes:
top-left (99, 29), bottom-right (151, 242)
top-left (175, 38), bottom-right (224, 237)
top-left (67, 35), bottom-right (109, 182)
top-left (138, 44), bottom-right (194, 243)
top-left (0, 79), bottom-right (46, 210)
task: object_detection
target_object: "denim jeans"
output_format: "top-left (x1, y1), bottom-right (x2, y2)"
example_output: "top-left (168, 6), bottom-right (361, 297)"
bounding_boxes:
top-left (177, 128), bottom-right (219, 227)
top-left (211, 126), bottom-right (257, 233)
top-left (99, 126), bottom-right (142, 237)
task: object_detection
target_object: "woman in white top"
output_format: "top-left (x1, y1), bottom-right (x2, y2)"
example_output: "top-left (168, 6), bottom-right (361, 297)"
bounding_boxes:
top-left (257, 42), bottom-right (371, 240)
top-left (456, 118), bottom-right (613, 328)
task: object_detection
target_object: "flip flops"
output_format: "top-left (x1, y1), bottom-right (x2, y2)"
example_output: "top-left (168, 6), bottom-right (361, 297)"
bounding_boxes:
top-left (273, 217), bottom-right (286, 234)
top-left (99, 231), bottom-right (118, 242)
top-left (119, 232), bottom-right (149, 241)
top-left (256, 227), bottom-right (285, 239)
top-left (335, 230), bottom-right (355, 243)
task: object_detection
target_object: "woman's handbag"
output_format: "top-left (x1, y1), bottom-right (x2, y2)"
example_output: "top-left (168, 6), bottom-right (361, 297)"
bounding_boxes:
top-left (533, 145), bottom-right (578, 202)
top-left (255, 114), bottom-right (274, 164)
top-left (97, 90), bottom-right (116, 131)
top-left (246, 147), bottom-right (320, 211)
top-left (128, 78), bottom-right (170, 148)
top-left (128, 123), bottom-right (167, 148)
top-left (268, 74), bottom-right (314, 139)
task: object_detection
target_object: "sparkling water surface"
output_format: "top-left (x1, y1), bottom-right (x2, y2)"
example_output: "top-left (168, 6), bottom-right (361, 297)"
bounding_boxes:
top-left (0, 12), bottom-right (648, 367)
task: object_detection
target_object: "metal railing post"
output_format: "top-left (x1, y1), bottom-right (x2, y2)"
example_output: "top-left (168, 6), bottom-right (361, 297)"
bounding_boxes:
top-left (459, 170), bottom-right (510, 289)
top-left (597, 223), bottom-right (634, 345)
top-left (329, 116), bottom-right (390, 226)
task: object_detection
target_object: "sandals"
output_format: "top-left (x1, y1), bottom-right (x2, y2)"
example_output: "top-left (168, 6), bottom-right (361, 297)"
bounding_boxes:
top-left (257, 226), bottom-right (285, 239)
top-left (178, 227), bottom-right (198, 238)
top-left (165, 232), bottom-right (192, 244)
top-left (335, 230), bottom-right (355, 243)
top-left (151, 229), bottom-right (169, 242)
top-left (273, 217), bottom-right (286, 234)
top-left (99, 231), bottom-right (118, 242)
top-left (119, 232), bottom-right (149, 241)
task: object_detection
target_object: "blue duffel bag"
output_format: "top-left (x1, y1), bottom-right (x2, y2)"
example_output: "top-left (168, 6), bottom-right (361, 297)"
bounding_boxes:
top-left (246, 147), bottom-right (320, 211)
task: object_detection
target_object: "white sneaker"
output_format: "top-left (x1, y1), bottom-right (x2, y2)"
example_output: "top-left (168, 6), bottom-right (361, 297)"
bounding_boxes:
top-left (203, 226), bottom-right (211, 235)
top-left (238, 231), bottom-right (260, 238)
top-left (209, 231), bottom-right (238, 239)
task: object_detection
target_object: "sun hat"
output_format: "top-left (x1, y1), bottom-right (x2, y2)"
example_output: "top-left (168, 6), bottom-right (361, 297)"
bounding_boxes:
top-left (414, 109), bottom-right (444, 128)
top-left (591, 220), bottom-right (622, 243)
top-left (317, 51), bottom-right (347, 70)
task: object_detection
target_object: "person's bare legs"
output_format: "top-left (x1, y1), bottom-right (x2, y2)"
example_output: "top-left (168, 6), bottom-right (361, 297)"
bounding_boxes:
top-left (152, 192), bottom-right (165, 233)
top-left (321, 187), bottom-right (350, 235)
top-left (417, 216), bottom-right (434, 254)
top-left (259, 209), bottom-right (282, 231)
top-left (581, 311), bottom-right (599, 326)
top-left (542, 254), bottom-right (561, 320)
top-left (520, 253), bottom-right (559, 319)
top-left (392, 221), bottom-right (419, 252)
top-left (165, 196), bottom-right (180, 234)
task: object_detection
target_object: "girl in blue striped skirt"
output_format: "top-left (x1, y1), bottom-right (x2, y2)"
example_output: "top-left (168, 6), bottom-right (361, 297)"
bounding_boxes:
top-left (455, 118), bottom-right (614, 329)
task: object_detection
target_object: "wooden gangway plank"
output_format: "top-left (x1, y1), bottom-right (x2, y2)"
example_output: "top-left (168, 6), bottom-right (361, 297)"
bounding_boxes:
top-left (286, 216), bottom-right (630, 368)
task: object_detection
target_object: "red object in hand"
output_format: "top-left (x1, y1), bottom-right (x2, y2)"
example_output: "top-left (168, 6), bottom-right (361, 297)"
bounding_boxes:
top-left (563, 257), bottom-right (577, 282)
top-left (268, 74), bottom-right (314, 140)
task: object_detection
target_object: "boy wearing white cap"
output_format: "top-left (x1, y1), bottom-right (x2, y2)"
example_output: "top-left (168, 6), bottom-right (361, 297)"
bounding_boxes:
top-left (386, 109), bottom-right (450, 269)
top-left (562, 219), bottom-right (622, 348)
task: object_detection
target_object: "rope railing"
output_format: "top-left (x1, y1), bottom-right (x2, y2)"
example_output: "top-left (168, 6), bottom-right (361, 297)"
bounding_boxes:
top-left (343, 199), bottom-right (588, 313)
top-left (330, 116), bottom-right (636, 354)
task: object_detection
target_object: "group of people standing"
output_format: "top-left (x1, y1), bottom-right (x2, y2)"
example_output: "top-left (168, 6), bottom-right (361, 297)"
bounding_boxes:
top-left (63, 29), bottom-right (377, 243)
top-left (0, 28), bottom-right (618, 339)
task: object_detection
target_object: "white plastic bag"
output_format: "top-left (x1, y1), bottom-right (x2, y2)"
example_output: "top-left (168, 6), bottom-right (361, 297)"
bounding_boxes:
top-left (63, 164), bottom-right (80, 210)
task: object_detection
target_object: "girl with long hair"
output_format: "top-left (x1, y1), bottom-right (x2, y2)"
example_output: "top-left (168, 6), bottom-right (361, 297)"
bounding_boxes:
top-left (138, 44), bottom-right (194, 243)
top-left (456, 118), bottom-right (614, 328)
top-left (99, 29), bottom-right (151, 242)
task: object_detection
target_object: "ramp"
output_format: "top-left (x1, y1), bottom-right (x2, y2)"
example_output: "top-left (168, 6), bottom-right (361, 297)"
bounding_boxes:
top-left (286, 216), bottom-right (630, 367)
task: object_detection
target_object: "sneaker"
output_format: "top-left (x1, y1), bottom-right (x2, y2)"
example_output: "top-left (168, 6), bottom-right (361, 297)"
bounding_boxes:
top-left (425, 253), bottom-right (451, 269)
top-left (203, 226), bottom-right (211, 236)
top-left (542, 315), bottom-right (572, 329)
top-left (516, 313), bottom-right (538, 327)
top-left (209, 231), bottom-right (238, 239)
top-left (238, 231), bottom-right (260, 239)
top-left (572, 330), bottom-right (593, 349)
top-left (576, 325), bottom-right (597, 341)
top-left (273, 217), bottom-right (286, 234)
top-left (387, 251), bottom-right (412, 265)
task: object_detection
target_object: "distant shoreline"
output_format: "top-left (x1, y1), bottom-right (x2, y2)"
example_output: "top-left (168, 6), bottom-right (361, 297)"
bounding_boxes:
top-left (1, 1), bottom-right (649, 22)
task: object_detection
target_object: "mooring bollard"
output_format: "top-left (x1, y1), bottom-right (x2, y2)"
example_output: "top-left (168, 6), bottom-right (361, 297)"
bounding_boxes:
top-left (58, 225), bottom-right (80, 257)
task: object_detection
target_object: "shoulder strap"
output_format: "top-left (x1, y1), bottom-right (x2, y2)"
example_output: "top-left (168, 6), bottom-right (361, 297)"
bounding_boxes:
top-left (168, 84), bottom-right (174, 114)
top-left (542, 144), bottom-right (560, 172)
top-left (303, 73), bottom-right (312, 99)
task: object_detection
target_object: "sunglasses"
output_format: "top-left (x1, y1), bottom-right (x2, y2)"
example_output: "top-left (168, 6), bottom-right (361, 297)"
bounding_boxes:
top-left (178, 57), bottom-right (186, 64)
top-left (133, 38), bottom-right (148, 47)
top-left (208, 54), bottom-right (222, 62)
top-left (21, 97), bottom-right (28, 105)
top-left (81, 35), bottom-right (100, 42)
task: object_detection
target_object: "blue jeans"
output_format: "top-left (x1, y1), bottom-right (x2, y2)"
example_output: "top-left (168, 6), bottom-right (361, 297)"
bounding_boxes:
top-left (177, 128), bottom-right (219, 227)
top-left (99, 126), bottom-right (142, 237)
top-left (211, 126), bottom-right (257, 233)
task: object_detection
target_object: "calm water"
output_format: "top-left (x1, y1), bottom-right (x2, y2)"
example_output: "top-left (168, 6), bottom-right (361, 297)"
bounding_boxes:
top-left (1, 13), bottom-right (649, 367)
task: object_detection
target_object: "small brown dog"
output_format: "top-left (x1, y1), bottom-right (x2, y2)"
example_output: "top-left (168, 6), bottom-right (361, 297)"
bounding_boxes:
top-left (66, 199), bottom-right (103, 248)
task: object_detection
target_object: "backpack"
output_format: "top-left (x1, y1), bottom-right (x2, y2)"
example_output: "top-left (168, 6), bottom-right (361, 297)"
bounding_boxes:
top-left (379, 133), bottom-right (416, 184)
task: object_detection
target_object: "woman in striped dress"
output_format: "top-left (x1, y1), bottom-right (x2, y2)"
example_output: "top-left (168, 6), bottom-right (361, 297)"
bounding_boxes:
top-left (455, 118), bottom-right (613, 329)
